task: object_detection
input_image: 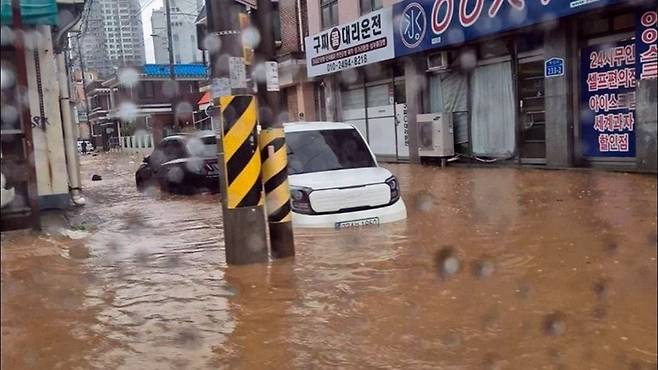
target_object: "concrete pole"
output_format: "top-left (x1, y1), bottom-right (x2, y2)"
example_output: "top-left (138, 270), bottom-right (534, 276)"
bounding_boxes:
top-left (56, 52), bottom-right (86, 205)
top-left (165, 0), bottom-right (175, 80)
top-left (206, 0), bottom-right (268, 265)
top-left (253, 0), bottom-right (295, 259)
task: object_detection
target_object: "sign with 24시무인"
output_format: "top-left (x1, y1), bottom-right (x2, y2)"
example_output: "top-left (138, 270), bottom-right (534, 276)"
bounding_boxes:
top-left (580, 40), bottom-right (637, 157)
top-left (304, 7), bottom-right (395, 77)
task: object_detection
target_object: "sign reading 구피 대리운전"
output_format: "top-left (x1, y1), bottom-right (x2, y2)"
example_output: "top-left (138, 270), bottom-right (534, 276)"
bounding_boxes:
top-left (580, 40), bottom-right (637, 158)
top-left (304, 7), bottom-right (395, 78)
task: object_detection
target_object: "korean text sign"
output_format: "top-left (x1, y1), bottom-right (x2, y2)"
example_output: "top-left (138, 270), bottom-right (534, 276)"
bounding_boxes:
top-left (636, 7), bottom-right (658, 81)
top-left (305, 8), bottom-right (395, 77)
top-left (580, 40), bottom-right (636, 157)
top-left (393, 0), bottom-right (626, 57)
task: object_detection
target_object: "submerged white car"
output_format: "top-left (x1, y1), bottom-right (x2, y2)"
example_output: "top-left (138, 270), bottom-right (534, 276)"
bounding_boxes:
top-left (284, 122), bottom-right (407, 228)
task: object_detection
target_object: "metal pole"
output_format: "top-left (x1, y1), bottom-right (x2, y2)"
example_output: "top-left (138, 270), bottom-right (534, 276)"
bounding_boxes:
top-left (206, 0), bottom-right (268, 265)
top-left (253, 0), bottom-right (295, 259)
top-left (165, 0), bottom-right (175, 80)
top-left (11, 0), bottom-right (41, 230)
top-left (76, 34), bottom-right (91, 126)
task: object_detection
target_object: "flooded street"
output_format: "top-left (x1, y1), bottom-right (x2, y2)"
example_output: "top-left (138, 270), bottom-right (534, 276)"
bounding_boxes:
top-left (2, 152), bottom-right (656, 370)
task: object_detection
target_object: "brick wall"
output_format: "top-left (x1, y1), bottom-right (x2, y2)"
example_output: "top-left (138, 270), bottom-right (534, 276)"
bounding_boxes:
top-left (279, 0), bottom-right (301, 54)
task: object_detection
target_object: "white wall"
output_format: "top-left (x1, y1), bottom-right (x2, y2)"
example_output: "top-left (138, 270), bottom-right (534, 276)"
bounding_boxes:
top-left (25, 26), bottom-right (69, 201)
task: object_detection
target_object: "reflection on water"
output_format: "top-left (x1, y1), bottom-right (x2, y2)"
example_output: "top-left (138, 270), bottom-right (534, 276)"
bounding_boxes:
top-left (2, 153), bottom-right (656, 369)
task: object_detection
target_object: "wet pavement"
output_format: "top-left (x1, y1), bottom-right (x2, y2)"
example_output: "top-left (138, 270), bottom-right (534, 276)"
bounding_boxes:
top-left (1, 152), bottom-right (656, 370)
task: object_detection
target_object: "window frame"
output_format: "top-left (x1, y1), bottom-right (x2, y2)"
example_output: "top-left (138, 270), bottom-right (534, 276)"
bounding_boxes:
top-left (320, 0), bottom-right (339, 30)
top-left (360, 0), bottom-right (382, 15)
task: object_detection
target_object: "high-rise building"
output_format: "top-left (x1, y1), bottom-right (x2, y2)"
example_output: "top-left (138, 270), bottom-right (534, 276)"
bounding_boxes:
top-left (151, 0), bottom-right (203, 64)
top-left (79, 0), bottom-right (146, 78)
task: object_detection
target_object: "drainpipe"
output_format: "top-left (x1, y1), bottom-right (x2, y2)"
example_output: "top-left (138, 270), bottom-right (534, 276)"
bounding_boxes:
top-left (54, 9), bottom-right (86, 206)
top-left (56, 52), bottom-right (85, 206)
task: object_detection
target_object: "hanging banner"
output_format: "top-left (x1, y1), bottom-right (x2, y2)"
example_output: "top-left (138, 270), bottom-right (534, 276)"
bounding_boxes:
top-left (635, 7), bottom-right (658, 81)
top-left (393, 0), bottom-right (627, 57)
top-left (305, 7), bottom-right (395, 77)
top-left (580, 40), bottom-right (636, 158)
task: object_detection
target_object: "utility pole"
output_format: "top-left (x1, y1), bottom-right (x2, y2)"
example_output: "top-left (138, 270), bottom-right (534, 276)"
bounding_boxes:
top-left (165, 0), bottom-right (175, 80)
top-left (206, 0), bottom-right (269, 265)
top-left (253, 0), bottom-right (295, 258)
top-left (76, 34), bottom-right (91, 126)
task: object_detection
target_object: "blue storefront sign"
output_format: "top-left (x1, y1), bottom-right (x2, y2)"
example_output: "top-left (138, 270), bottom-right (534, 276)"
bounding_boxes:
top-left (635, 7), bottom-right (658, 81)
top-left (545, 57), bottom-right (564, 78)
top-left (393, 0), bottom-right (626, 57)
top-left (580, 40), bottom-right (636, 158)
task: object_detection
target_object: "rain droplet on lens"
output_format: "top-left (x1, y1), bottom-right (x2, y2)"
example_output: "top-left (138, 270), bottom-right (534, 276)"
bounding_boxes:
top-left (133, 250), bottom-right (149, 266)
top-left (165, 254), bottom-right (180, 268)
top-left (543, 311), bottom-right (567, 336)
top-left (605, 241), bottom-right (619, 255)
top-left (592, 278), bottom-right (609, 299)
top-left (414, 191), bottom-right (433, 213)
top-left (592, 304), bottom-right (607, 319)
top-left (118, 68), bottom-right (139, 88)
top-left (472, 259), bottom-right (496, 279)
top-left (175, 327), bottom-right (202, 349)
top-left (69, 243), bottom-right (90, 259)
top-left (482, 352), bottom-right (502, 370)
top-left (440, 333), bottom-right (462, 348)
top-left (435, 247), bottom-right (461, 279)
top-left (117, 101), bottom-right (138, 122)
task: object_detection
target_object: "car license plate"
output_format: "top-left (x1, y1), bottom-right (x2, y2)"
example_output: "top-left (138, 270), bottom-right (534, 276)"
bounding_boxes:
top-left (335, 217), bottom-right (380, 229)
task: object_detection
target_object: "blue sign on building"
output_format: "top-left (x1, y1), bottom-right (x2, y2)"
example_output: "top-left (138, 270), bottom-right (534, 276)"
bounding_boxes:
top-left (545, 57), bottom-right (565, 78)
top-left (393, 0), bottom-right (626, 57)
top-left (580, 40), bottom-right (636, 158)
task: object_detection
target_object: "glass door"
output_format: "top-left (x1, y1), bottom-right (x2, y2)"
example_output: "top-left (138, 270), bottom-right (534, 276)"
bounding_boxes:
top-left (518, 55), bottom-right (546, 163)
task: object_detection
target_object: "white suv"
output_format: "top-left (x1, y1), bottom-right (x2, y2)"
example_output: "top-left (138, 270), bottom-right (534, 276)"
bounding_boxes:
top-left (284, 122), bottom-right (407, 228)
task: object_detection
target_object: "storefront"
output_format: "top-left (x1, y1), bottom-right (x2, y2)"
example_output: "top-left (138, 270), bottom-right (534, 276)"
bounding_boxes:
top-left (306, 0), bottom-right (657, 170)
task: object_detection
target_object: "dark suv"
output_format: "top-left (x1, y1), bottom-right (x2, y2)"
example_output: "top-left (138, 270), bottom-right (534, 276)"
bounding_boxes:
top-left (135, 132), bottom-right (221, 194)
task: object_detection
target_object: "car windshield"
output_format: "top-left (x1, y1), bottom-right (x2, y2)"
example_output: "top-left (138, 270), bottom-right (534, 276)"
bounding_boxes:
top-left (186, 136), bottom-right (217, 158)
top-left (286, 128), bottom-right (376, 175)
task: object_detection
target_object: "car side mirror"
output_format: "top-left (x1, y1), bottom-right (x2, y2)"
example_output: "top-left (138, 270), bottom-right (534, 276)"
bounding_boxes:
top-left (143, 156), bottom-right (149, 163)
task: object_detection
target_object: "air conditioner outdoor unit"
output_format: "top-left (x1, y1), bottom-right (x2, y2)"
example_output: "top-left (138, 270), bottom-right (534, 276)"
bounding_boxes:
top-left (417, 113), bottom-right (454, 158)
top-left (427, 52), bottom-right (449, 72)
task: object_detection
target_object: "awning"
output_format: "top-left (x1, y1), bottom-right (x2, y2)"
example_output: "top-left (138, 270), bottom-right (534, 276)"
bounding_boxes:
top-left (1, 0), bottom-right (59, 26)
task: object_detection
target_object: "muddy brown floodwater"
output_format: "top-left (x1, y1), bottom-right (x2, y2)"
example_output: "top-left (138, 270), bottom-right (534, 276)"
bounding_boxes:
top-left (2, 152), bottom-right (656, 370)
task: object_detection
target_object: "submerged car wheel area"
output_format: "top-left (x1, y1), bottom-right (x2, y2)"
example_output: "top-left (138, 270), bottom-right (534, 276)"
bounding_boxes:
top-left (284, 122), bottom-right (407, 228)
top-left (135, 132), bottom-right (221, 195)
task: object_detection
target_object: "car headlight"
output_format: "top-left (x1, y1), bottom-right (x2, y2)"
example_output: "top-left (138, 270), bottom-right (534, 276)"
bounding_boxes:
top-left (290, 186), bottom-right (314, 214)
top-left (385, 175), bottom-right (400, 204)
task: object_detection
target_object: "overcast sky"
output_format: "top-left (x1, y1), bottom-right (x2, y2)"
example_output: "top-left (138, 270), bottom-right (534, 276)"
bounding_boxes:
top-left (141, 0), bottom-right (163, 63)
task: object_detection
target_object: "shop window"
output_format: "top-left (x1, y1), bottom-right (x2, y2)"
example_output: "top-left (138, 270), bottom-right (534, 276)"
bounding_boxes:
top-left (272, 1), bottom-right (282, 46)
top-left (321, 0), bottom-right (338, 30)
top-left (140, 81), bottom-right (155, 98)
top-left (429, 72), bottom-right (468, 151)
top-left (581, 17), bottom-right (610, 36)
top-left (341, 88), bottom-right (365, 112)
top-left (366, 84), bottom-right (389, 108)
top-left (314, 83), bottom-right (327, 121)
top-left (477, 39), bottom-right (510, 60)
top-left (613, 13), bottom-right (634, 31)
top-left (394, 81), bottom-right (405, 104)
top-left (470, 62), bottom-right (515, 158)
top-left (360, 0), bottom-right (383, 15)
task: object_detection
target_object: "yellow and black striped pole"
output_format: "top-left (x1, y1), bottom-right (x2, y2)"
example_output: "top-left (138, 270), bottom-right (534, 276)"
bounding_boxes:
top-left (218, 95), bottom-right (268, 264)
top-left (259, 128), bottom-right (294, 258)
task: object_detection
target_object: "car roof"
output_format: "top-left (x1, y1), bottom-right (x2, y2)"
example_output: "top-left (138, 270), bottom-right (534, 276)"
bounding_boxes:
top-left (162, 131), bottom-right (215, 142)
top-left (283, 121), bottom-right (354, 133)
